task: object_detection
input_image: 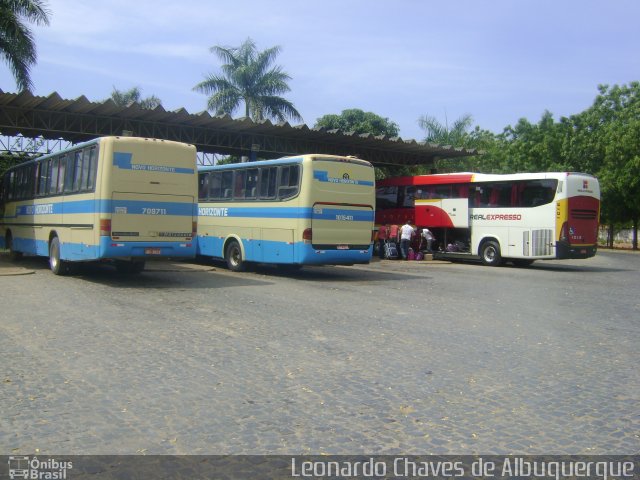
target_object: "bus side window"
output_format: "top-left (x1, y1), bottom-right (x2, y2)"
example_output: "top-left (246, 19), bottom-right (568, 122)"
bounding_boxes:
top-left (14, 168), bottom-right (24, 200)
top-left (38, 159), bottom-right (50, 196)
top-left (455, 184), bottom-right (469, 199)
top-left (259, 167), bottom-right (277, 199)
top-left (48, 158), bottom-right (60, 194)
top-left (434, 185), bottom-right (451, 199)
top-left (400, 186), bottom-right (415, 207)
top-left (521, 179), bottom-right (558, 207)
top-left (8, 171), bottom-right (16, 200)
top-left (56, 155), bottom-right (66, 194)
top-left (28, 164), bottom-right (37, 200)
top-left (278, 165), bottom-right (300, 199)
top-left (234, 170), bottom-right (246, 199)
top-left (208, 172), bottom-right (222, 199)
top-left (86, 148), bottom-right (98, 191)
top-left (375, 186), bottom-right (399, 208)
top-left (221, 171), bottom-right (233, 199)
top-left (63, 153), bottom-right (77, 193)
top-left (198, 172), bottom-right (210, 200)
top-left (246, 168), bottom-right (258, 198)
top-left (72, 151), bottom-right (83, 192)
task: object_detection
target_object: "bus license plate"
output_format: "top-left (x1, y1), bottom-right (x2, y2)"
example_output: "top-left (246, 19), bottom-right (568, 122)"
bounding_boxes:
top-left (337, 245), bottom-right (349, 250)
top-left (145, 248), bottom-right (162, 255)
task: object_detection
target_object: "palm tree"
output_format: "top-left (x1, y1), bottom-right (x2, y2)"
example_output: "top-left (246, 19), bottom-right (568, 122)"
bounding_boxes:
top-left (108, 86), bottom-right (161, 109)
top-left (194, 37), bottom-right (302, 123)
top-left (0, 0), bottom-right (50, 92)
top-left (418, 113), bottom-right (473, 145)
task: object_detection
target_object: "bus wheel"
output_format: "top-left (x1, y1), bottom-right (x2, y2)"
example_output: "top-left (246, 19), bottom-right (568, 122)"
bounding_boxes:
top-left (225, 240), bottom-right (245, 272)
top-left (49, 236), bottom-right (69, 275)
top-left (6, 233), bottom-right (23, 261)
top-left (480, 240), bottom-right (503, 266)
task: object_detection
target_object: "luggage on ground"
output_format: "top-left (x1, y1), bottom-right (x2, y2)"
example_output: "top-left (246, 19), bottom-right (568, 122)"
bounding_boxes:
top-left (384, 241), bottom-right (399, 259)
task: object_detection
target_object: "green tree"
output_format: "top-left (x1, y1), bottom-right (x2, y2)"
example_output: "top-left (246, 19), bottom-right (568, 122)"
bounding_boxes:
top-left (418, 113), bottom-right (473, 146)
top-left (497, 111), bottom-right (571, 173)
top-left (0, 0), bottom-right (50, 92)
top-left (108, 86), bottom-right (162, 109)
top-left (591, 83), bottom-right (640, 249)
top-left (315, 108), bottom-right (399, 137)
top-left (417, 113), bottom-right (496, 173)
top-left (194, 37), bottom-right (302, 123)
top-left (315, 109), bottom-right (401, 179)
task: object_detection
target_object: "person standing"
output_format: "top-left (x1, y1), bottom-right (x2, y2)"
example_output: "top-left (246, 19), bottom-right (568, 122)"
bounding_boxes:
top-left (421, 227), bottom-right (435, 252)
top-left (399, 220), bottom-right (416, 260)
top-left (388, 224), bottom-right (400, 244)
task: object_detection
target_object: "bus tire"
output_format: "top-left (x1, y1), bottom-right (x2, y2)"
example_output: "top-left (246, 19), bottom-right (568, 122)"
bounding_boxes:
top-left (480, 240), bottom-right (503, 266)
top-left (225, 240), bottom-right (245, 272)
top-left (6, 232), bottom-right (23, 261)
top-left (49, 236), bottom-right (69, 275)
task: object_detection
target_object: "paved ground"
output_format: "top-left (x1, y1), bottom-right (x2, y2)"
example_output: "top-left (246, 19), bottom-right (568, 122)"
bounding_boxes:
top-left (0, 250), bottom-right (638, 455)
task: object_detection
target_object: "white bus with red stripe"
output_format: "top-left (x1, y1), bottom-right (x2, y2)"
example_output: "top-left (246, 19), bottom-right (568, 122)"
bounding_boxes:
top-left (376, 172), bottom-right (600, 266)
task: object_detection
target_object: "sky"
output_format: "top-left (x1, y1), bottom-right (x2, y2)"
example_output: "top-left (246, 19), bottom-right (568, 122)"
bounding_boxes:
top-left (1, 0), bottom-right (639, 141)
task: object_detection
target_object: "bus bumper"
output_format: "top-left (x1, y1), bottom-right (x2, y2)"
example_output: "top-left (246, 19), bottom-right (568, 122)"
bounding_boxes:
top-left (298, 244), bottom-right (373, 265)
top-left (555, 242), bottom-right (597, 259)
top-left (99, 237), bottom-right (196, 259)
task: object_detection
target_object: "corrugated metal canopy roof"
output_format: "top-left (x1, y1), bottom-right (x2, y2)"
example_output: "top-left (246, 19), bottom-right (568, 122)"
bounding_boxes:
top-left (0, 90), bottom-right (478, 166)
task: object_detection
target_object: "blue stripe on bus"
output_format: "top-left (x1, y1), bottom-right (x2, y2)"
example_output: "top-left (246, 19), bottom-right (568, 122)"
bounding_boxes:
top-left (313, 170), bottom-right (375, 186)
top-left (113, 152), bottom-right (195, 174)
top-left (197, 206), bottom-right (374, 221)
top-left (12, 200), bottom-right (197, 217)
top-left (196, 235), bottom-right (372, 265)
top-left (3, 235), bottom-right (196, 260)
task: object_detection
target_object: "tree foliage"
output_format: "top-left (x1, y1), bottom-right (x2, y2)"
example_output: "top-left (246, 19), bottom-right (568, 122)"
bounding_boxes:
top-left (417, 113), bottom-right (496, 174)
top-left (315, 108), bottom-right (399, 137)
top-left (0, 0), bottom-right (50, 92)
top-left (194, 37), bottom-right (302, 124)
top-left (315, 109), bottom-right (401, 179)
top-left (418, 113), bottom-right (473, 146)
top-left (108, 86), bottom-right (162, 109)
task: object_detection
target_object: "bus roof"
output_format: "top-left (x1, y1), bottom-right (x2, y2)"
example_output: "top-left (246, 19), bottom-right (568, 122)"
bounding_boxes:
top-left (3, 136), bottom-right (195, 172)
top-left (377, 171), bottom-right (597, 186)
top-left (198, 154), bottom-right (372, 172)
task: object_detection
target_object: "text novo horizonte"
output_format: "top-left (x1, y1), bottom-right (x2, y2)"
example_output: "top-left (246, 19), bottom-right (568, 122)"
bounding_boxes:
top-left (198, 207), bottom-right (228, 217)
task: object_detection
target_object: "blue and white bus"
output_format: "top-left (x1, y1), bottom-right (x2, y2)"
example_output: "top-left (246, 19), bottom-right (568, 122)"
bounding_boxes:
top-left (0, 136), bottom-right (198, 274)
top-left (196, 154), bottom-right (376, 270)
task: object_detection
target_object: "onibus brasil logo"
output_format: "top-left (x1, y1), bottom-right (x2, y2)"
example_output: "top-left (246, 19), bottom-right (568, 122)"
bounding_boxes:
top-left (7, 456), bottom-right (73, 479)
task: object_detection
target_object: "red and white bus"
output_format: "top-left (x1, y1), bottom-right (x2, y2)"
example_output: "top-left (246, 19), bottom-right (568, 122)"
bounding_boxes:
top-left (376, 172), bottom-right (600, 266)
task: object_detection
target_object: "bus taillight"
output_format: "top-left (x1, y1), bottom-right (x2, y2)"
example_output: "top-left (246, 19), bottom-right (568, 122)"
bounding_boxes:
top-left (192, 221), bottom-right (197, 237)
top-left (100, 219), bottom-right (111, 236)
top-left (303, 228), bottom-right (312, 244)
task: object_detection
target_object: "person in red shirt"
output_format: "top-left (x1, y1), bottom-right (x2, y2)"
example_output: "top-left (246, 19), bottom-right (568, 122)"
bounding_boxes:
top-left (388, 224), bottom-right (400, 243)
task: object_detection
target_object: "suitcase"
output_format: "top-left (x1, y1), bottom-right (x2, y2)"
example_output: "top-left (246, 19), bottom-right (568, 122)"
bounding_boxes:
top-left (407, 248), bottom-right (416, 260)
top-left (384, 241), bottom-right (399, 259)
